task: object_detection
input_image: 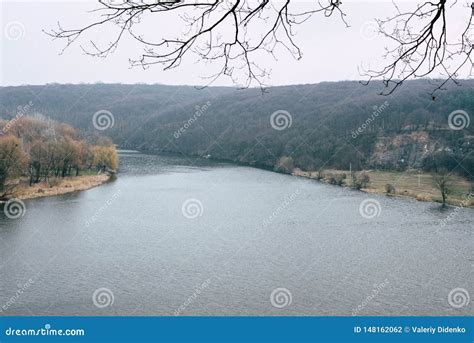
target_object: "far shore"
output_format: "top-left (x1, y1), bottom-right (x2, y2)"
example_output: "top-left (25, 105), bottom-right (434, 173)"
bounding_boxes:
top-left (9, 173), bottom-right (112, 201)
top-left (292, 168), bottom-right (473, 208)
top-left (139, 150), bottom-right (474, 208)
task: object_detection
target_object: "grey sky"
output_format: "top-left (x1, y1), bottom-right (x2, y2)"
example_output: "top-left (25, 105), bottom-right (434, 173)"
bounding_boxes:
top-left (1, 0), bottom-right (471, 86)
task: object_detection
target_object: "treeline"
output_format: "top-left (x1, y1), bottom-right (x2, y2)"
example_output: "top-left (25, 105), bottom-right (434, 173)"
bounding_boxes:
top-left (0, 80), bottom-right (472, 178)
top-left (0, 116), bottom-right (118, 199)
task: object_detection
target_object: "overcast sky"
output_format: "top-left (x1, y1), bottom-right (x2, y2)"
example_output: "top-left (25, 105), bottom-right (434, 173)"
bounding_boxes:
top-left (1, 0), bottom-right (471, 87)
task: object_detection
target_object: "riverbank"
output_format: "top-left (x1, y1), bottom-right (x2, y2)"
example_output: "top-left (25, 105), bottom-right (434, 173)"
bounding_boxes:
top-left (143, 150), bottom-right (474, 208)
top-left (11, 174), bottom-right (112, 200)
top-left (292, 168), bottom-right (473, 207)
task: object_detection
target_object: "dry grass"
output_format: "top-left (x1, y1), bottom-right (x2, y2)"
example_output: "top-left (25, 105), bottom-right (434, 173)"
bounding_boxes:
top-left (293, 168), bottom-right (473, 207)
top-left (13, 174), bottom-right (111, 200)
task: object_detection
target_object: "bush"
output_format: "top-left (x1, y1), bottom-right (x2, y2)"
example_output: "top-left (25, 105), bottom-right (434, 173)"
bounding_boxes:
top-left (335, 173), bottom-right (346, 186)
top-left (352, 172), bottom-right (370, 190)
top-left (327, 173), bottom-right (346, 186)
top-left (385, 183), bottom-right (396, 195)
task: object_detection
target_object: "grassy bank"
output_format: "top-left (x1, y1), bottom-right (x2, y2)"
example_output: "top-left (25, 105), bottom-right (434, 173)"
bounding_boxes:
top-left (293, 169), bottom-right (473, 207)
top-left (12, 174), bottom-right (112, 200)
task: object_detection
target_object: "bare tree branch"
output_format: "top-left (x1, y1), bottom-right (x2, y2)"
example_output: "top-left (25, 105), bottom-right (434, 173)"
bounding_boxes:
top-left (45, 0), bottom-right (473, 94)
top-left (361, 0), bottom-right (474, 96)
top-left (45, 0), bottom-right (346, 88)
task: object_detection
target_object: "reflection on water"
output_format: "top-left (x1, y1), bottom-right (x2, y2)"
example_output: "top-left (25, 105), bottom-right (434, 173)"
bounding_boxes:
top-left (0, 151), bottom-right (472, 316)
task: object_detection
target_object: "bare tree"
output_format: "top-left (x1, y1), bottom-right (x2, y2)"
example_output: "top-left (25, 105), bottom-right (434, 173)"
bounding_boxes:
top-left (433, 170), bottom-right (452, 207)
top-left (46, 0), bottom-right (473, 92)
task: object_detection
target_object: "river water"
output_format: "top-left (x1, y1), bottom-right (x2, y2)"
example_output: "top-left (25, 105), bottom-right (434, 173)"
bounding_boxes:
top-left (0, 151), bottom-right (472, 315)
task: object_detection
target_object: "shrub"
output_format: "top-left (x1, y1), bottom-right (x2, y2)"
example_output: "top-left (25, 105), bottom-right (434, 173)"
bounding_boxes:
top-left (327, 173), bottom-right (346, 186)
top-left (352, 172), bottom-right (370, 190)
top-left (335, 173), bottom-right (346, 186)
top-left (385, 183), bottom-right (396, 195)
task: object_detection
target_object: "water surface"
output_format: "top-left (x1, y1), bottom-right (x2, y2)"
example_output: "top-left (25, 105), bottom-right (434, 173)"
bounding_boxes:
top-left (0, 151), bottom-right (472, 315)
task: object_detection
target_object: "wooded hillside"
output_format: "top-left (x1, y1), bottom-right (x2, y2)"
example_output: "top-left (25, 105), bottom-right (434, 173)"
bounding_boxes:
top-left (1, 80), bottom-right (472, 178)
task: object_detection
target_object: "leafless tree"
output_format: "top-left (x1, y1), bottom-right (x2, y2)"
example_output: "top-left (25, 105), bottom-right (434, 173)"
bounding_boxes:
top-left (46, 0), bottom-right (473, 93)
top-left (433, 170), bottom-right (452, 207)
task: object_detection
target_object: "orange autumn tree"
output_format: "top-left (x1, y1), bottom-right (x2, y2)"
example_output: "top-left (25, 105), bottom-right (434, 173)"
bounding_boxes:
top-left (0, 135), bottom-right (28, 198)
top-left (91, 144), bottom-right (119, 172)
top-left (0, 116), bottom-right (118, 197)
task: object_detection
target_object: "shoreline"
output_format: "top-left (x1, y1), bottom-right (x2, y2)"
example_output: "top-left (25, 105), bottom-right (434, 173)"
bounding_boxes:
top-left (129, 150), bottom-right (474, 208)
top-left (291, 168), bottom-right (473, 208)
top-left (149, 151), bottom-right (473, 208)
top-left (11, 174), bottom-right (112, 201)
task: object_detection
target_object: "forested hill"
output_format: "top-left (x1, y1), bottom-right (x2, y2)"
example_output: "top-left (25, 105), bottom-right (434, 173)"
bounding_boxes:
top-left (1, 80), bottom-right (473, 177)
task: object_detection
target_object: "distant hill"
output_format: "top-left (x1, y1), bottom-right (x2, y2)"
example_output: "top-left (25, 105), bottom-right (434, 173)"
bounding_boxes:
top-left (1, 80), bottom-right (473, 177)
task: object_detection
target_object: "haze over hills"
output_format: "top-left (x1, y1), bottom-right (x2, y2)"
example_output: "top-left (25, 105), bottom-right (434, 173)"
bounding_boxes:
top-left (1, 80), bottom-right (473, 177)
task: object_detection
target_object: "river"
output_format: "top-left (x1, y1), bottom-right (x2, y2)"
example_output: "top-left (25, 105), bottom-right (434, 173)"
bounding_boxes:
top-left (0, 151), bottom-right (472, 315)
